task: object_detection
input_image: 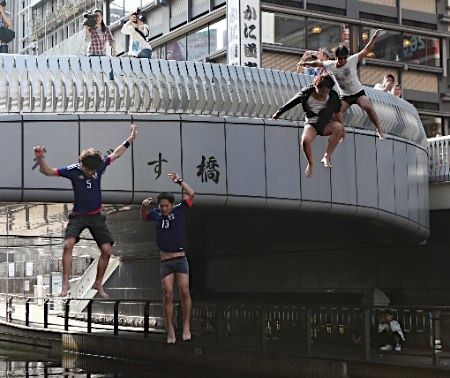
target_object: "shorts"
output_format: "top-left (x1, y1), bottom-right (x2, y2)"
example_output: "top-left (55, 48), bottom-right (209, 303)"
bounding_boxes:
top-left (65, 213), bottom-right (114, 247)
top-left (341, 90), bottom-right (366, 106)
top-left (160, 256), bottom-right (189, 279)
top-left (307, 122), bottom-right (326, 136)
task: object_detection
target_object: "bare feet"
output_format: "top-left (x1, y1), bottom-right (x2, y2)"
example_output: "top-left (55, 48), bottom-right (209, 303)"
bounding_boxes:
top-left (167, 329), bottom-right (176, 344)
top-left (92, 283), bottom-right (109, 299)
top-left (182, 327), bottom-right (191, 341)
top-left (377, 129), bottom-right (384, 140)
top-left (305, 163), bottom-right (313, 177)
top-left (59, 283), bottom-right (70, 297)
top-left (321, 156), bottom-right (332, 168)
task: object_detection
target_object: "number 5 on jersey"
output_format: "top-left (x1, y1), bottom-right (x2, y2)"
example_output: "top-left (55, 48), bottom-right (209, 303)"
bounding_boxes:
top-left (86, 179), bottom-right (92, 189)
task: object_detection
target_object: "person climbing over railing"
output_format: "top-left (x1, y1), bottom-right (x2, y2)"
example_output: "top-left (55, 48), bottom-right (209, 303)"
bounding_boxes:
top-left (272, 74), bottom-right (343, 177)
top-left (299, 30), bottom-right (385, 140)
top-left (140, 172), bottom-right (195, 344)
top-left (33, 124), bottom-right (138, 298)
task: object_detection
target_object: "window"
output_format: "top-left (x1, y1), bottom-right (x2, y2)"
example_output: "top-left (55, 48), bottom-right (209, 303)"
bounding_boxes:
top-left (403, 35), bottom-right (440, 67)
top-left (421, 116), bottom-right (442, 137)
top-left (187, 26), bottom-right (209, 60)
top-left (110, 0), bottom-right (125, 24)
top-left (306, 19), bottom-right (348, 51)
top-left (209, 18), bottom-right (227, 54)
top-left (262, 12), bottom-right (306, 49)
top-left (166, 36), bottom-right (186, 60)
top-left (360, 28), bottom-right (402, 61)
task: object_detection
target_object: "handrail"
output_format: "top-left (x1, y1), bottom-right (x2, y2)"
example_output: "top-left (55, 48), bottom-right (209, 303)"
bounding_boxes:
top-left (0, 54), bottom-right (427, 148)
top-left (428, 135), bottom-right (450, 182)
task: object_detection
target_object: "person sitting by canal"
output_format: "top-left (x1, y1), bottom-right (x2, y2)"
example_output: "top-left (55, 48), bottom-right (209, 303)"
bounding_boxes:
top-left (121, 9), bottom-right (152, 59)
top-left (378, 309), bottom-right (405, 352)
top-left (33, 124), bottom-right (138, 298)
top-left (84, 8), bottom-right (117, 57)
top-left (272, 74), bottom-right (343, 177)
top-left (298, 30), bottom-right (385, 140)
top-left (140, 172), bottom-right (195, 344)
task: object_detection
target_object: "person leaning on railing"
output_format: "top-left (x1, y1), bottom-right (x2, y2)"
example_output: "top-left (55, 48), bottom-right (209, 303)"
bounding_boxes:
top-left (0, 2), bottom-right (13, 54)
top-left (84, 8), bottom-right (117, 57)
top-left (121, 9), bottom-right (152, 59)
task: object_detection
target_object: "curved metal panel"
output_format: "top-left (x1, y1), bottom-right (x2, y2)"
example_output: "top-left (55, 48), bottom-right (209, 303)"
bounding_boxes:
top-left (393, 142), bottom-right (409, 219)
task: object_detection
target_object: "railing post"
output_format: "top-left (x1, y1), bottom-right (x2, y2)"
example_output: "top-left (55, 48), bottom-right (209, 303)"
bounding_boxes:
top-left (64, 299), bottom-right (71, 331)
top-left (144, 301), bottom-right (150, 338)
top-left (44, 299), bottom-right (49, 328)
top-left (306, 307), bottom-right (312, 355)
top-left (363, 308), bottom-right (371, 360)
top-left (25, 299), bottom-right (31, 327)
top-left (432, 310), bottom-right (441, 367)
top-left (87, 300), bottom-right (92, 333)
top-left (216, 304), bottom-right (222, 345)
top-left (114, 300), bottom-right (120, 335)
top-left (261, 306), bottom-right (267, 351)
top-left (4, 295), bottom-right (8, 321)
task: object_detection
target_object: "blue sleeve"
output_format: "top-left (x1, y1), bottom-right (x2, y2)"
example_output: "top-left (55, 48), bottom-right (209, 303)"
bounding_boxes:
top-left (57, 164), bottom-right (79, 179)
top-left (97, 157), bottom-right (111, 176)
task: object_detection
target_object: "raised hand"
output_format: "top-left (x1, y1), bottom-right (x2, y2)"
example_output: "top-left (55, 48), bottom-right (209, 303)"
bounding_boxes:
top-left (168, 171), bottom-right (181, 183)
top-left (33, 146), bottom-right (47, 158)
top-left (142, 197), bottom-right (152, 207)
top-left (129, 124), bottom-right (138, 142)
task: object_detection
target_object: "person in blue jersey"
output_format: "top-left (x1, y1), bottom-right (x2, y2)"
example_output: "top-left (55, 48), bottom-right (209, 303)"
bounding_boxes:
top-left (33, 124), bottom-right (137, 298)
top-left (140, 171), bottom-right (195, 344)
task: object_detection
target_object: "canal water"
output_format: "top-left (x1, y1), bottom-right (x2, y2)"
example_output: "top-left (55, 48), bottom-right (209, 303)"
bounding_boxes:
top-left (0, 341), bottom-right (283, 377)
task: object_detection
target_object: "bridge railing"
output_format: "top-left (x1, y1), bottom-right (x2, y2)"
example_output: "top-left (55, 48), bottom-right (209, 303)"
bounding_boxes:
top-left (428, 136), bottom-right (450, 183)
top-left (0, 294), bottom-right (447, 367)
top-left (0, 53), bottom-right (426, 147)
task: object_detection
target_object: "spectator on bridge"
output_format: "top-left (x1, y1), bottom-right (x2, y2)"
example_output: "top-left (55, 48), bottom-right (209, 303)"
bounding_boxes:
top-left (0, 2), bottom-right (13, 54)
top-left (84, 9), bottom-right (117, 57)
top-left (272, 74), bottom-right (343, 177)
top-left (33, 124), bottom-right (138, 298)
top-left (374, 74), bottom-right (395, 93)
top-left (297, 48), bottom-right (332, 77)
top-left (299, 30), bottom-right (385, 140)
top-left (378, 310), bottom-right (405, 352)
top-left (391, 84), bottom-right (402, 98)
top-left (121, 10), bottom-right (152, 58)
top-left (140, 173), bottom-right (195, 344)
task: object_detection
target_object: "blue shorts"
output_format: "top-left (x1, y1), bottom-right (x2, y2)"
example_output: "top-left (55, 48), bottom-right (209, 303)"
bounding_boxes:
top-left (160, 256), bottom-right (189, 279)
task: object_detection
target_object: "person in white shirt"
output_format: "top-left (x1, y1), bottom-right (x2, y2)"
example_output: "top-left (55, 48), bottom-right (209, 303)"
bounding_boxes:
top-left (299, 30), bottom-right (385, 140)
top-left (121, 11), bottom-right (152, 58)
top-left (378, 310), bottom-right (405, 352)
top-left (374, 74), bottom-right (395, 92)
top-left (391, 84), bottom-right (402, 98)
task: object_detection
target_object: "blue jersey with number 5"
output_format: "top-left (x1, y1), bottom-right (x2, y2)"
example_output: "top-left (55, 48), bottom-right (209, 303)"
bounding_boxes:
top-left (57, 157), bottom-right (111, 214)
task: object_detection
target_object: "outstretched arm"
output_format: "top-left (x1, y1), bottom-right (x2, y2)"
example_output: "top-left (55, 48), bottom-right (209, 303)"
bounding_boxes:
top-left (298, 60), bottom-right (324, 68)
top-left (109, 124), bottom-right (138, 161)
top-left (33, 146), bottom-right (58, 176)
top-left (169, 171), bottom-right (195, 201)
top-left (272, 91), bottom-right (304, 119)
top-left (140, 197), bottom-right (153, 221)
top-left (358, 29), bottom-right (382, 61)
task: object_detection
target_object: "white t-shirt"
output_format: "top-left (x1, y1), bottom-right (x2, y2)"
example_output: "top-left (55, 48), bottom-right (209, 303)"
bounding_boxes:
top-left (121, 22), bottom-right (152, 57)
top-left (323, 54), bottom-right (363, 96)
top-left (305, 94), bottom-right (329, 124)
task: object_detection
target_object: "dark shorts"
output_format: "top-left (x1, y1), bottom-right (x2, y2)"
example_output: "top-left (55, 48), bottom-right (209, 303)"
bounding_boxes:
top-left (307, 122), bottom-right (326, 136)
top-left (65, 213), bottom-right (114, 247)
top-left (341, 90), bottom-right (366, 106)
top-left (160, 256), bottom-right (189, 279)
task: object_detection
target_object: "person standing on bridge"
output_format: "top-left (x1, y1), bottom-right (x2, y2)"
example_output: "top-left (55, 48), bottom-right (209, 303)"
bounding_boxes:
top-left (298, 30), bottom-right (385, 140)
top-left (272, 74), bottom-right (343, 177)
top-left (33, 124), bottom-right (138, 298)
top-left (140, 172), bottom-right (195, 344)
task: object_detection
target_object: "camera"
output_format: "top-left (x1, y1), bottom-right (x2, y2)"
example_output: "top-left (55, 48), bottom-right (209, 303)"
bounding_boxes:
top-left (83, 13), bottom-right (97, 28)
top-left (0, 1), bottom-right (6, 7)
top-left (130, 8), bottom-right (144, 23)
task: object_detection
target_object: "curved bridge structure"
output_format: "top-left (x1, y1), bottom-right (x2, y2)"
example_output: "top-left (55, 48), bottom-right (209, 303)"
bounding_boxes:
top-left (0, 54), bottom-right (429, 241)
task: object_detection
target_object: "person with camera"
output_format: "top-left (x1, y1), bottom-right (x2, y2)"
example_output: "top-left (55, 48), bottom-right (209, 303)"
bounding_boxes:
top-left (0, 1), bottom-right (13, 53)
top-left (121, 9), bottom-right (152, 58)
top-left (84, 8), bottom-right (117, 57)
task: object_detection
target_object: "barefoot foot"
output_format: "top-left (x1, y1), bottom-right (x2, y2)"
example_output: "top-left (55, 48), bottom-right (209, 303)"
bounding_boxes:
top-left (321, 156), bottom-right (332, 168)
top-left (305, 164), bottom-right (313, 177)
top-left (182, 327), bottom-right (191, 341)
top-left (92, 283), bottom-right (109, 299)
top-left (58, 283), bottom-right (70, 297)
top-left (167, 331), bottom-right (176, 344)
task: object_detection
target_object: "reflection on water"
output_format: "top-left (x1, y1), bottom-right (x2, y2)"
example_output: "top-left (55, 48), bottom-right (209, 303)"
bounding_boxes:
top-left (0, 341), bottom-right (282, 377)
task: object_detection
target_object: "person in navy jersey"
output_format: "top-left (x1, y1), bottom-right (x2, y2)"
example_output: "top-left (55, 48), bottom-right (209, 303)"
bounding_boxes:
top-left (33, 124), bottom-right (137, 298)
top-left (140, 171), bottom-right (195, 344)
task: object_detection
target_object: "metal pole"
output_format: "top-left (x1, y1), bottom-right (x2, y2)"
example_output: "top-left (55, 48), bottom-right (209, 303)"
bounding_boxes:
top-left (144, 301), bottom-right (150, 338)
top-left (25, 298), bottom-right (31, 326)
top-left (114, 300), bottom-right (120, 335)
top-left (87, 300), bottom-right (92, 333)
top-left (44, 299), bottom-right (49, 328)
top-left (363, 308), bottom-right (371, 360)
top-left (64, 299), bottom-right (71, 331)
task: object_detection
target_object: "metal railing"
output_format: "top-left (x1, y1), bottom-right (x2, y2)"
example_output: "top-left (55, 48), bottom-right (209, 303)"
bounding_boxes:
top-left (428, 135), bottom-right (450, 183)
top-left (0, 54), bottom-right (427, 147)
top-left (1, 294), bottom-right (448, 368)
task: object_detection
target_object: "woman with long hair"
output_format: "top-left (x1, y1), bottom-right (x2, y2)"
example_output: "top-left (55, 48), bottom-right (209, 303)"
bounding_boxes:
top-left (84, 9), bottom-right (117, 56)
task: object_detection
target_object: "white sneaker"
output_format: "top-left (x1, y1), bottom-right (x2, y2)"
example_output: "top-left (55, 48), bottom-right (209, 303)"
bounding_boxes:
top-left (394, 345), bottom-right (401, 352)
top-left (380, 344), bottom-right (393, 351)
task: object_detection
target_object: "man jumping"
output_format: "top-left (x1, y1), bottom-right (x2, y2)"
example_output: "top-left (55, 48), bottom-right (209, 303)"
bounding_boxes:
top-left (33, 124), bottom-right (137, 298)
top-left (299, 30), bottom-right (385, 140)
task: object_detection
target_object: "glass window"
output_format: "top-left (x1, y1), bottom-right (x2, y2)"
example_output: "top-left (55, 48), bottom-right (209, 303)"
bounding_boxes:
top-left (125, 0), bottom-right (143, 14)
top-left (166, 36), bottom-right (187, 61)
top-left (209, 18), bottom-right (227, 54)
top-left (187, 27), bottom-right (209, 60)
top-left (306, 19), bottom-right (348, 51)
top-left (110, 0), bottom-right (125, 24)
top-left (403, 35), bottom-right (440, 67)
top-left (360, 28), bottom-right (402, 61)
top-left (262, 12), bottom-right (306, 49)
top-left (421, 116), bottom-right (442, 138)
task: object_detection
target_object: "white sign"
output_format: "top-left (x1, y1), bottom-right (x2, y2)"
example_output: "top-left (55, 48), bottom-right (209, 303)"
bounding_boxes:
top-left (51, 273), bottom-right (62, 296)
top-left (8, 263), bottom-right (14, 278)
top-left (26, 262), bottom-right (33, 277)
top-left (24, 280), bottom-right (30, 292)
top-left (227, 0), bottom-right (261, 67)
